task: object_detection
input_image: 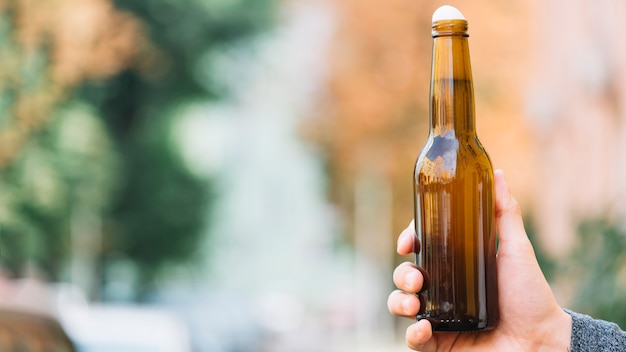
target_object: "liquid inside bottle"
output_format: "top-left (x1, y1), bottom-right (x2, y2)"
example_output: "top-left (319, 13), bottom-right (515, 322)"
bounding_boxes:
top-left (413, 11), bottom-right (498, 332)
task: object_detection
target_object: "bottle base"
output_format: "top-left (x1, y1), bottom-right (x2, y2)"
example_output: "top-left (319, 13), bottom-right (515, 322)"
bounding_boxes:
top-left (417, 315), bottom-right (496, 332)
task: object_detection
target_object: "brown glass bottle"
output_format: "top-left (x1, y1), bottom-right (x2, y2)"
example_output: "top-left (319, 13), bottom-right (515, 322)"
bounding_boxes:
top-left (413, 17), bottom-right (498, 331)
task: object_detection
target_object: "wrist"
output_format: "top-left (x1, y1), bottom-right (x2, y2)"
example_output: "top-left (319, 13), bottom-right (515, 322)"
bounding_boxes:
top-left (536, 308), bottom-right (572, 351)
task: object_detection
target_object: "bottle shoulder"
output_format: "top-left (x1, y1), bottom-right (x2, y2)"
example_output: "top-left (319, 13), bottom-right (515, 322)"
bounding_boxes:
top-left (416, 132), bottom-right (489, 160)
top-left (415, 132), bottom-right (492, 179)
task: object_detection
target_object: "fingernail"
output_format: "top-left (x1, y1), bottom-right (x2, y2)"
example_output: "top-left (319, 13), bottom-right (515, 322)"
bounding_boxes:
top-left (494, 169), bottom-right (507, 184)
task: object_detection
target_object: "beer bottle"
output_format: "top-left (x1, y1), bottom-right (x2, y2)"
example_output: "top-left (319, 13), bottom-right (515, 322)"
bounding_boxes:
top-left (413, 5), bottom-right (498, 331)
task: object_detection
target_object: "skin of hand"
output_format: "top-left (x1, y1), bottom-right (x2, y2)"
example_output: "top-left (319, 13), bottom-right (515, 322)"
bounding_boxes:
top-left (388, 169), bottom-right (572, 351)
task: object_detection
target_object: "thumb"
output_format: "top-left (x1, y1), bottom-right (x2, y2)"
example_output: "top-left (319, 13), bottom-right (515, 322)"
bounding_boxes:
top-left (494, 169), bottom-right (533, 252)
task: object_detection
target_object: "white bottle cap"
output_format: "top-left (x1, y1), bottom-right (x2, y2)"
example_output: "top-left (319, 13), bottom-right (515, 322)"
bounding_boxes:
top-left (432, 5), bottom-right (465, 22)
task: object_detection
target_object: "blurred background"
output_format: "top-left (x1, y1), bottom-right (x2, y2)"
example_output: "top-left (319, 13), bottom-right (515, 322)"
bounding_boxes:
top-left (0, 0), bottom-right (625, 351)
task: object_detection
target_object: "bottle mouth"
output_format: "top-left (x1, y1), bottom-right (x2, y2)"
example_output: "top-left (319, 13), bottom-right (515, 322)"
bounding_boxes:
top-left (432, 20), bottom-right (469, 38)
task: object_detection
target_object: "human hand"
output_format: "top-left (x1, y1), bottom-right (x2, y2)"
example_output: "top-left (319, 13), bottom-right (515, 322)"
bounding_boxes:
top-left (388, 169), bottom-right (572, 351)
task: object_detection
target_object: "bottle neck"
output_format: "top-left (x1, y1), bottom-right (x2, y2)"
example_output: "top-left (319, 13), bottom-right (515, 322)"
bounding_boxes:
top-left (429, 20), bottom-right (475, 136)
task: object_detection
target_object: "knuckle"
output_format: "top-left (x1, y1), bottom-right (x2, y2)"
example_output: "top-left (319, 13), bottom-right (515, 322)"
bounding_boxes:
top-left (388, 290), bottom-right (420, 317)
top-left (393, 262), bottom-right (414, 284)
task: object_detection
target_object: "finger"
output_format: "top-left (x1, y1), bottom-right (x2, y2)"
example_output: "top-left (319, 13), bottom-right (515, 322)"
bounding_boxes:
top-left (406, 319), bottom-right (436, 351)
top-left (387, 290), bottom-right (420, 317)
top-left (393, 262), bottom-right (424, 293)
top-left (398, 220), bottom-right (420, 255)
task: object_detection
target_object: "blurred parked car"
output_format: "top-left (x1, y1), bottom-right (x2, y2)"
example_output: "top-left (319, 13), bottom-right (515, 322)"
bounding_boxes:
top-left (0, 308), bottom-right (77, 352)
top-left (59, 304), bottom-right (192, 352)
top-left (0, 279), bottom-right (191, 352)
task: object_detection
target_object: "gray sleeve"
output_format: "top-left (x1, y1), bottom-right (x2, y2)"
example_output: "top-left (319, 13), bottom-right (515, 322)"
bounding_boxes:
top-left (565, 309), bottom-right (626, 351)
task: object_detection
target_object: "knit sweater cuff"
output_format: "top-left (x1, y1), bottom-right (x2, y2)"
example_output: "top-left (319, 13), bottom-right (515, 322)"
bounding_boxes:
top-left (564, 309), bottom-right (626, 352)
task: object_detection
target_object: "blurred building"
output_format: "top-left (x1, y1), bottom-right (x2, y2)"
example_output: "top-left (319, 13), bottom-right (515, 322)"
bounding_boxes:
top-left (525, 0), bottom-right (626, 257)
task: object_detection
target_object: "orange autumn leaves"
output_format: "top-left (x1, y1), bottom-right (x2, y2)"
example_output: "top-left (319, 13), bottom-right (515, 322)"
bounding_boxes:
top-left (0, 0), bottom-right (152, 166)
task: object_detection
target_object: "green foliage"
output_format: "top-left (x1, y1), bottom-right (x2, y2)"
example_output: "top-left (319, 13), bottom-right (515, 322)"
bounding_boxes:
top-left (80, 0), bottom-right (276, 293)
top-left (0, 0), bottom-right (277, 297)
top-left (106, 113), bottom-right (209, 286)
top-left (529, 217), bottom-right (626, 329)
top-left (0, 103), bottom-right (118, 278)
top-left (567, 220), bottom-right (626, 328)
top-left (106, 0), bottom-right (276, 103)
top-left (0, 7), bottom-right (119, 278)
